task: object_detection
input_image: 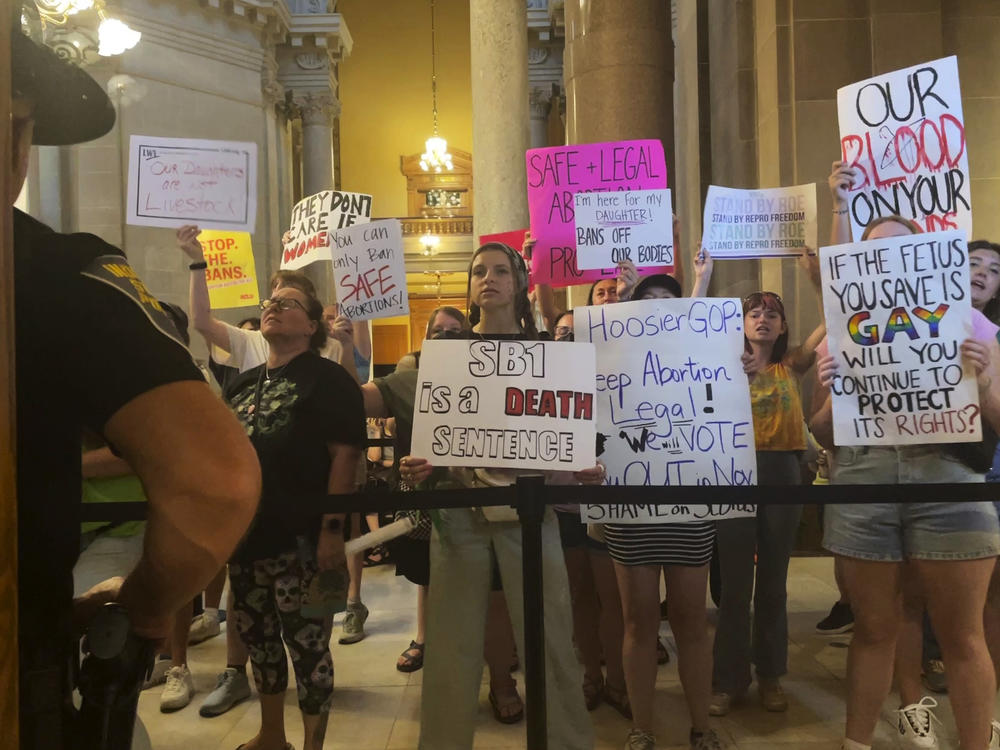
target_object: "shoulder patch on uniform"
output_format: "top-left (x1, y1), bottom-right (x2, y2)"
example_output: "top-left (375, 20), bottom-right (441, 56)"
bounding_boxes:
top-left (80, 254), bottom-right (188, 349)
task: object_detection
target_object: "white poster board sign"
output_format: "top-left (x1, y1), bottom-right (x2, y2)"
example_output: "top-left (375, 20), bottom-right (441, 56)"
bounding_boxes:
top-left (573, 189), bottom-right (674, 270)
top-left (820, 229), bottom-right (980, 445)
top-left (331, 218), bottom-right (408, 321)
top-left (837, 56), bottom-right (971, 241)
top-left (126, 135), bottom-right (257, 232)
top-left (281, 190), bottom-right (373, 270)
top-left (575, 298), bottom-right (757, 523)
top-left (703, 184), bottom-right (817, 258)
top-left (410, 339), bottom-right (597, 472)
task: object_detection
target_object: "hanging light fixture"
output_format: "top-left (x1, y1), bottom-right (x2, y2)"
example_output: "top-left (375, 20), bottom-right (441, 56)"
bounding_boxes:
top-left (419, 233), bottom-right (441, 256)
top-left (419, 0), bottom-right (453, 173)
top-left (32, 0), bottom-right (141, 57)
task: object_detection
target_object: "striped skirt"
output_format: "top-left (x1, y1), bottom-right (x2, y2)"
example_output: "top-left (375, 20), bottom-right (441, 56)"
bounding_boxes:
top-left (604, 522), bottom-right (715, 567)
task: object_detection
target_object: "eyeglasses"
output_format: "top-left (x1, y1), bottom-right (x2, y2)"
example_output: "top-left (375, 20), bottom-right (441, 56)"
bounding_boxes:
top-left (260, 297), bottom-right (307, 313)
top-left (554, 325), bottom-right (573, 337)
top-left (743, 291), bottom-right (783, 303)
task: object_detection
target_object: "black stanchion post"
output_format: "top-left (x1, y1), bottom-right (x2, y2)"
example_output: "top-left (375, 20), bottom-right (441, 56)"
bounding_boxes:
top-left (516, 474), bottom-right (548, 750)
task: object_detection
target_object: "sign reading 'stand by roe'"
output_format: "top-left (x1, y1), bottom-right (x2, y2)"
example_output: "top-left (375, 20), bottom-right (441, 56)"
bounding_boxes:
top-left (820, 229), bottom-right (980, 445)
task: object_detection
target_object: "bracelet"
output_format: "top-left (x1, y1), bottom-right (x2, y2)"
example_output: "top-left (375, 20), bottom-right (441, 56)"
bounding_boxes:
top-left (832, 207), bottom-right (849, 215)
top-left (189, 260), bottom-right (208, 270)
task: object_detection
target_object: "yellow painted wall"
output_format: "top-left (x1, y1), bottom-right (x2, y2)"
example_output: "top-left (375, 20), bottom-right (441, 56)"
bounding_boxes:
top-left (338, 0), bottom-right (473, 219)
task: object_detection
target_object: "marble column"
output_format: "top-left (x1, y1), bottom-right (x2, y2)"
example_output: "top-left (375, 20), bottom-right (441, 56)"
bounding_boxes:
top-left (294, 91), bottom-right (339, 301)
top-left (469, 0), bottom-right (529, 239)
top-left (564, 0), bottom-right (673, 162)
top-left (528, 88), bottom-right (552, 150)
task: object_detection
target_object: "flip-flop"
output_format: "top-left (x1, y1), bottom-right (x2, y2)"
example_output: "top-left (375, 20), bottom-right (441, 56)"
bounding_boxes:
top-left (396, 640), bottom-right (425, 673)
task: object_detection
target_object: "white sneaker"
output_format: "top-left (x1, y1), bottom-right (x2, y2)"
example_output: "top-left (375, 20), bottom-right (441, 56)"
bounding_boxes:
top-left (142, 656), bottom-right (171, 690)
top-left (990, 719), bottom-right (1000, 750)
top-left (896, 696), bottom-right (940, 750)
top-left (188, 612), bottom-right (221, 644)
top-left (160, 665), bottom-right (195, 712)
top-left (199, 667), bottom-right (252, 717)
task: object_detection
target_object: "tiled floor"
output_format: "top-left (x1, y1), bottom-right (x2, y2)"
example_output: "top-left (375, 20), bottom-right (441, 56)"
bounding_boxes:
top-left (135, 557), bottom-right (968, 749)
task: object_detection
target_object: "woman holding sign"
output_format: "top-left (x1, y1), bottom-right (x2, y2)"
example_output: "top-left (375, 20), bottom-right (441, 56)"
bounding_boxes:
top-left (400, 242), bottom-right (604, 750)
top-left (708, 254), bottom-right (825, 718)
top-left (811, 214), bottom-right (1000, 750)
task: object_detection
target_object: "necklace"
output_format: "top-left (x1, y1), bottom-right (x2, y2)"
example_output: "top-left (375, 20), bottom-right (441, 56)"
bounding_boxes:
top-left (264, 361), bottom-right (290, 383)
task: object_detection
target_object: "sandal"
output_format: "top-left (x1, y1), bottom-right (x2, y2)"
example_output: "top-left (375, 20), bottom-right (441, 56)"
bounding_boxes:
top-left (396, 640), bottom-right (425, 673)
top-left (583, 673), bottom-right (604, 711)
top-left (603, 681), bottom-right (633, 720)
top-left (656, 638), bottom-right (670, 665)
top-left (488, 681), bottom-right (524, 724)
top-left (363, 544), bottom-right (390, 567)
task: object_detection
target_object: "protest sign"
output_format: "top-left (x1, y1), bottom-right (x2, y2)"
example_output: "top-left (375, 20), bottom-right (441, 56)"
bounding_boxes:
top-left (126, 135), bottom-right (257, 232)
top-left (331, 219), bottom-right (408, 321)
top-left (575, 298), bottom-right (757, 523)
top-left (479, 229), bottom-right (528, 250)
top-left (410, 339), bottom-right (597, 471)
top-left (573, 189), bottom-right (674, 270)
top-left (281, 190), bottom-right (373, 271)
top-left (819, 229), bottom-right (980, 445)
top-left (838, 56), bottom-right (971, 241)
top-left (703, 184), bottom-right (817, 258)
top-left (525, 140), bottom-right (673, 287)
top-left (196, 230), bottom-right (259, 309)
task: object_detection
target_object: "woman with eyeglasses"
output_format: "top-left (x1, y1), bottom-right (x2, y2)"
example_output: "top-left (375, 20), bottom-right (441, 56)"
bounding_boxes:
top-left (225, 286), bottom-right (366, 750)
top-left (699, 255), bottom-right (826, 719)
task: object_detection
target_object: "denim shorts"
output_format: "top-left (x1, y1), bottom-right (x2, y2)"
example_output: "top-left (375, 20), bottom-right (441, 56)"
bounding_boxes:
top-left (823, 445), bottom-right (1000, 562)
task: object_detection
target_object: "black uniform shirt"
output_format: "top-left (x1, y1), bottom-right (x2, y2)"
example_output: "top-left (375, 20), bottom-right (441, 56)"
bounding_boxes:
top-left (13, 209), bottom-right (202, 743)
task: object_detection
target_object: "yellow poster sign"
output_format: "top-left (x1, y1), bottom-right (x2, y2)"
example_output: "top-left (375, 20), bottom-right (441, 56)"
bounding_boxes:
top-left (197, 230), bottom-right (260, 309)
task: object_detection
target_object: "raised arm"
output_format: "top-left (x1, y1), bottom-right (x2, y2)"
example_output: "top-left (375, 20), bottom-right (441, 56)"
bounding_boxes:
top-left (828, 161), bottom-right (858, 246)
top-left (690, 248), bottom-right (714, 298)
top-left (177, 225), bottom-right (233, 352)
top-left (785, 253), bottom-right (827, 375)
top-left (107, 381), bottom-right (261, 638)
top-left (523, 233), bottom-right (559, 332)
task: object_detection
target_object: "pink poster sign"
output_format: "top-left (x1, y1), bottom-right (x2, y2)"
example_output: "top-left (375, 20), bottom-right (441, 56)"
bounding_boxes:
top-left (526, 140), bottom-right (670, 288)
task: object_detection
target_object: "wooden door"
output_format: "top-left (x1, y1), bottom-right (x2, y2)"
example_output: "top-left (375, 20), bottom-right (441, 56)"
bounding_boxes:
top-left (1, 2), bottom-right (21, 747)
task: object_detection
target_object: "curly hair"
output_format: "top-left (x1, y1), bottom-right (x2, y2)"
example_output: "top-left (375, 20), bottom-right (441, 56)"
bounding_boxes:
top-left (466, 242), bottom-right (539, 339)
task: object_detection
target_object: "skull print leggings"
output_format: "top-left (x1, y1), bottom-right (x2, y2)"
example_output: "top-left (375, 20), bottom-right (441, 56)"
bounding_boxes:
top-left (229, 549), bottom-right (334, 714)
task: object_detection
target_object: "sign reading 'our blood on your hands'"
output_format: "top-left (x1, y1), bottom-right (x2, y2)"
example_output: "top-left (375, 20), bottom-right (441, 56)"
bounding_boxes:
top-left (837, 56), bottom-right (970, 241)
top-left (525, 140), bottom-right (674, 287)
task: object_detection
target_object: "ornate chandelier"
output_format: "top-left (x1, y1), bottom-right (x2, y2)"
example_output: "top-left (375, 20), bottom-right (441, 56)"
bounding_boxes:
top-left (30, 0), bottom-right (141, 57)
top-left (419, 0), bottom-right (453, 173)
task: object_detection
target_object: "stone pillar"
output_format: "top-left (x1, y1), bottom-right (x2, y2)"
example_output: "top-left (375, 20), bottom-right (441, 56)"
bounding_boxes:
top-left (529, 88), bottom-right (552, 150)
top-left (290, 91), bottom-right (339, 301)
top-left (469, 0), bottom-right (529, 239)
top-left (563, 0), bottom-right (674, 173)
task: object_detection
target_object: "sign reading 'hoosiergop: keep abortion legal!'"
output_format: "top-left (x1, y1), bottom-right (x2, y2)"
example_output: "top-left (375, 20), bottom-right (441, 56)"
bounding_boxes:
top-left (525, 140), bottom-right (674, 287)
top-left (820, 229), bottom-right (980, 446)
top-left (837, 56), bottom-right (970, 241)
top-left (410, 339), bottom-right (597, 472)
top-left (575, 299), bottom-right (757, 524)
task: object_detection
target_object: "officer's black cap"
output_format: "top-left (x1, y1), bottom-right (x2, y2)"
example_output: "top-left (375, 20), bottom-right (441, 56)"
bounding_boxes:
top-left (12, 19), bottom-right (116, 146)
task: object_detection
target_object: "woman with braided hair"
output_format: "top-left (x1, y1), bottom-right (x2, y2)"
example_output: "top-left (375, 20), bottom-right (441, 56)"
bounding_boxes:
top-left (400, 242), bottom-right (602, 749)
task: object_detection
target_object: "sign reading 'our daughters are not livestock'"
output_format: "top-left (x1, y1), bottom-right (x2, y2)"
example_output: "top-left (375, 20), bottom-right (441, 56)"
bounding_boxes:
top-left (575, 298), bottom-right (757, 524)
top-left (332, 219), bottom-right (409, 321)
top-left (127, 135), bottom-right (258, 233)
top-left (702, 184), bottom-right (817, 258)
top-left (838, 56), bottom-right (970, 241)
top-left (573, 189), bottom-right (674, 270)
top-left (525, 140), bottom-right (674, 287)
top-left (820, 229), bottom-right (980, 446)
top-left (410, 339), bottom-right (597, 472)
top-left (281, 190), bottom-right (373, 271)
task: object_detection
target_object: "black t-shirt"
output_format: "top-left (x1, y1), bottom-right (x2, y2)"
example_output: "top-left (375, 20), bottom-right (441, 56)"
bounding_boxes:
top-left (225, 351), bottom-right (365, 560)
top-left (14, 209), bottom-right (203, 744)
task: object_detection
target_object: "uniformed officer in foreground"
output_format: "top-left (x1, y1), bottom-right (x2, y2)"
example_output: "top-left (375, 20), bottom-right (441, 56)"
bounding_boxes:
top-left (11, 15), bottom-right (262, 749)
